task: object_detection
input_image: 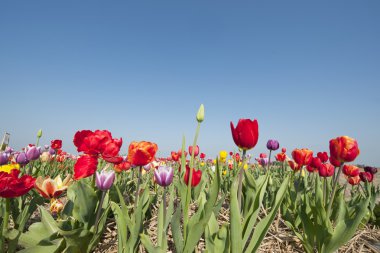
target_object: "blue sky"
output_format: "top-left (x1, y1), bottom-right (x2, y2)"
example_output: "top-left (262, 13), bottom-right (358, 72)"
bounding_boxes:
top-left (1, 1), bottom-right (379, 165)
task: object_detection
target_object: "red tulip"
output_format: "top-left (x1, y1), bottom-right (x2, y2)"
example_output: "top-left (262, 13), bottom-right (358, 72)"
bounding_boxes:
top-left (0, 169), bottom-right (36, 198)
top-left (292, 149), bottom-right (313, 167)
top-left (329, 136), bottom-right (360, 163)
top-left (184, 166), bottom-right (202, 187)
top-left (317, 152), bottom-right (329, 163)
top-left (342, 164), bottom-right (360, 177)
top-left (127, 141), bottom-right (158, 166)
top-left (188, 145), bottom-right (199, 157)
top-left (171, 151), bottom-right (180, 161)
top-left (230, 119), bottom-right (259, 150)
top-left (200, 153), bottom-right (206, 159)
top-left (259, 153), bottom-right (267, 159)
top-left (73, 130), bottom-right (123, 179)
top-left (319, 163), bottom-right (335, 177)
top-left (307, 157), bottom-right (322, 173)
top-left (281, 148), bottom-right (286, 153)
top-left (275, 152), bottom-right (287, 162)
top-left (329, 156), bottom-right (342, 167)
top-left (113, 161), bottom-right (131, 173)
top-left (51, 139), bottom-right (62, 150)
top-left (74, 155), bottom-right (98, 180)
top-left (288, 160), bottom-right (301, 171)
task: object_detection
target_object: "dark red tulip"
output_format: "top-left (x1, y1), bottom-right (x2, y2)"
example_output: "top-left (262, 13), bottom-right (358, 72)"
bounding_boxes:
top-left (51, 139), bottom-right (62, 150)
top-left (359, 172), bottom-right (374, 183)
top-left (200, 153), bottom-right (206, 159)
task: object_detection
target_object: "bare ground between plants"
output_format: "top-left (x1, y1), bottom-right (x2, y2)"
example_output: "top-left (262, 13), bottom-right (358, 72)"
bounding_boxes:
top-left (93, 205), bottom-right (380, 253)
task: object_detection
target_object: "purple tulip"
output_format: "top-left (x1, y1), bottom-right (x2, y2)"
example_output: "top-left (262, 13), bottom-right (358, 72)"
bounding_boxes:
top-left (259, 158), bottom-right (269, 166)
top-left (4, 147), bottom-right (14, 154)
top-left (154, 166), bottom-right (174, 187)
top-left (95, 170), bottom-right (115, 191)
top-left (0, 152), bottom-right (8, 165)
top-left (364, 166), bottom-right (378, 175)
top-left (16, 152), bottom-right (29, 165)
top-left (49, 147), bottom-right (56, 155)
top-left (143, 163), bottom-right (152, 171)
top-left (266, 139), bottom-right (280, 151)
top-left (26, 146), bottom-right (41, 161)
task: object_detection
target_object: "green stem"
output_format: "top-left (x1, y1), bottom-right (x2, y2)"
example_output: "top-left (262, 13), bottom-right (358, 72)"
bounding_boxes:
top-left (326, 163), bottom-right (344, 218)
top-left (266, 150), bottom-right (272, 174)
top-left (238, 150), bottom-right (247, 211)
top-left (134, 166), bottom-right (142, 210)
top-left (0, 198), bottom-right (10, 252)
top-left (184, 122), bottom-right (201, 239)
top-left (95, 190), bottom-right (107, 234)
top-left (323, 177), bottom-right (327, 208)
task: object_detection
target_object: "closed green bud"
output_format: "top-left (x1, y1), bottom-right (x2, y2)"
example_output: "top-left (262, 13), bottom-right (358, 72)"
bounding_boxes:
top-left (196, 104), bottom-right (204, 123)
top-left (37, 129), bottom-right (43, 138)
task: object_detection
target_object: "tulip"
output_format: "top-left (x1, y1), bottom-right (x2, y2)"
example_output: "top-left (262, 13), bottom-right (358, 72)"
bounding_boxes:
top-left (329, 136), bottom-right (360, 163)
top-left (342, 164), bottom-right (360, 177)
top-left (291, 148), bottom-right (313, 167)
top-left (319, 163), bottom-right (335, 177)
top-left (200, 153), bottom-right (206, 159)
top-left (127, 141), bottom-right (158, 166)
top-left (26, 145), bottom-right (41, 161)
top-left (171, 151), bottom-right (180, 161)
top-left (219, 150), bottom-right (227, 162)
top-left (184, 166), bottom-right (202, 187)
top-left (16, 152), bottom-right (29, 165)
top-left (259, 153), bottom-right (267, 159)
top-left (259, 158), bottom-right (268, 167)
top-left (154, 166), bottom-right (174, 187)
top-left (317, 152), bottom-right (329, 163)
top-left (40, 152), bottom-right (51, 162)
top-left (288, 160), bottom-right (301, 171)
top-left (281, 147), bottom-right (286, 153)
top-left (0, 152), bottom-right (8, 165)
top-left (196, 104), bottom-right (205, 123)
top-left (35, 174), bottom-right (72, 199)
top-left (0, 169), bottom-right (36, 198)
top-left (329, 156), bottom-right (341, 167)
top-left (266, 139), bottom-right (279, 151)
top-left (51, 139), bottom-right (62, 150)
top-left (113, 161), bottom-right (131, 173)
top-left (37, 129), bottom-right (43, 138)
top-left (275, 152), bottom-right (287, 162)
top-left (359, 172), bottom-right (373, 183)
top-left (347, 175), bottom-right (361, 185)
top-left (50, 199), bottom-right (64, 215)
top-left (364, 166), bottom-right (377, 175)
top-left (188, 145), bottom-right (199, 157)
top-left (230, 119), bottom-right (259, 150)
top-left (74, 155), bottom-right (98, 180)
top-left (95, 170), bottom-right (115, 191)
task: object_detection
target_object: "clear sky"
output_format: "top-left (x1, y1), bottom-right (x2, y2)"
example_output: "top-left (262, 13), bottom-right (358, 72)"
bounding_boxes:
top-left (1, 1), bottom-right (379, 166)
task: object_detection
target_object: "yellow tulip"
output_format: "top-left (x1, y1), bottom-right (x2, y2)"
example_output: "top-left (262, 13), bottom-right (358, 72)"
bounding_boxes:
top-left (222, 170), bottom-right (227, 176)
top-left (243, 163), bottom-right (248, 170)
top-left (0, 164), bottom-right (20, 174)
top-left (219, 150), bottom-right (227, 160)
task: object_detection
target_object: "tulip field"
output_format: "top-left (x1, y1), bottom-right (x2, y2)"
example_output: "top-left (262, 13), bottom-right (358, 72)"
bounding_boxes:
top-left (0, 105), bottom-right (379, 253)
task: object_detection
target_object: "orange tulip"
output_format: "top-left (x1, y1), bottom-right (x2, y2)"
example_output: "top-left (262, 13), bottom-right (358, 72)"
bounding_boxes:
top-left (35, 174), bottom-right (72, 199)
top-left (329, 136), bottom-right (360, 163)
top-left (347, 175), bottom-right (361, 185)
top-left (342, 164), bottom-right (360, 177)
top-left (291, 148), bottom-right (313, 167)
top-left (288, 160), bottom-right (301, 171)
top-left (127, 141), bottom-right (158, 166)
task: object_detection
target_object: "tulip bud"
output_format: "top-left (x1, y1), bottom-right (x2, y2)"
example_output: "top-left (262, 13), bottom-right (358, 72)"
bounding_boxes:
top-left (0, 152), bottom-right (8, 165)
top-left (16, 152), bottom-right (29, 165)
top-left (95, 170), bottom-right (115, 191)
top-left (266, 139), bottom-right (280, 151)
top-left (50, 199), bottom-right (64, 215)
top-left (154, 166), bottom-right (174, 187)
top-left (37, 129), bottom-right (43, 138)
top-left (26, 146), bottom-right (41, 161)
top-left (196, 104), bottom-right (204, 123)
top-left (364, 166), bottom-right (377, 175)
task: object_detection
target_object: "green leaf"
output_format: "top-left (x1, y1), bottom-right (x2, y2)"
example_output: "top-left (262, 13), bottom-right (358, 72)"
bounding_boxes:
top-left (230, 171), bottom-right (242, 253)
top-left (110, 202), bottom-right (129, 253)
top-left (244, 176), bottom-right (289, 253)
